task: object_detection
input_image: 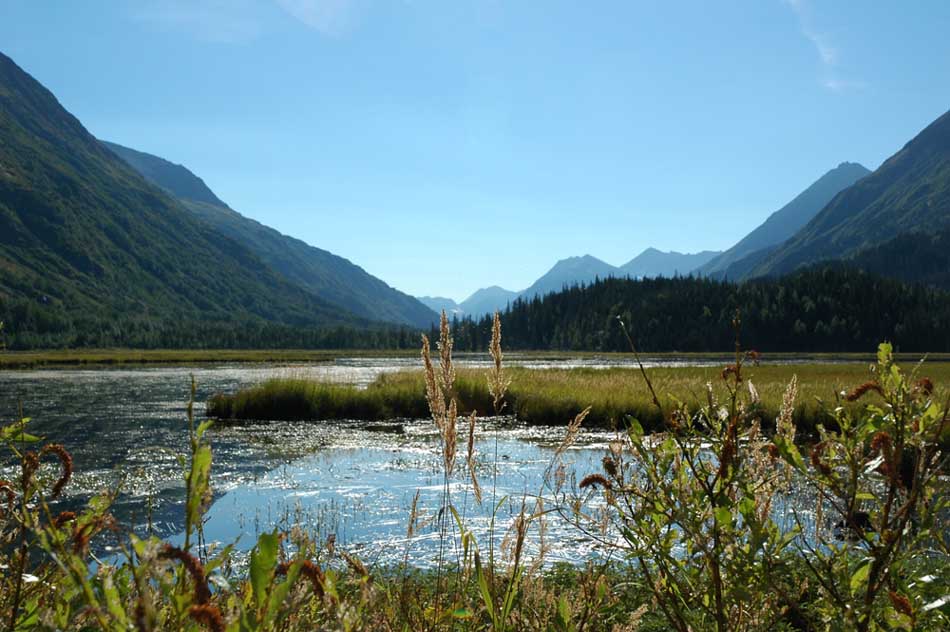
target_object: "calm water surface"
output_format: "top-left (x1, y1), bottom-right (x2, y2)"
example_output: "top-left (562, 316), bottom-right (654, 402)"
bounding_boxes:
top-left (0, 356), bottom-right (816, 566)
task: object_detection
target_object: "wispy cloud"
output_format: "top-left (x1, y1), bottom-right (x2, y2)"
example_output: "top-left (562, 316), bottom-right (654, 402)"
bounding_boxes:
top-left (129, 0), bottom-right (268, 43)
top-left (274, 0), bottom-right (366, 36)
top-left (783, 0), bottom-right (863, 92)
top-left (822, 78), bottom-right (867, 93)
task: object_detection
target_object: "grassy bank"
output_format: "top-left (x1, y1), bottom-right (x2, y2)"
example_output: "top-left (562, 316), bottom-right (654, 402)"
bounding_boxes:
top-left (6, 347), bottom-right (950, 369)
top-left (0, 348), bottom-right (413, 369)
top-left (207, 362), bottom-right (950, 433)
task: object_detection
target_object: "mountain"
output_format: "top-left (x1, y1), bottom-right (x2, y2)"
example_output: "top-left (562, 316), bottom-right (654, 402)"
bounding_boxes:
top-left (619, 248), bottom-right (721, 278)
top-left (102, 141), bottom-right (437, 329)
top-left (459, 286), bottom-right (519, 317)
top-left (747, 110), bottom-right (950, 278)
top-left (841, 227), bottom-right (950, 289)
top-left (418, 296), bottom-right (463, 317)
top-left (519, 255), bottom-right (619, 299)
top-left (699, 162), bottom-right (870, 277)
top-left (0, 51), bottom-right (364, 344)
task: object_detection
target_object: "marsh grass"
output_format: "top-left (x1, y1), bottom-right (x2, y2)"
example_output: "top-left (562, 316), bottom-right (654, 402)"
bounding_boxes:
top-left (208, 362), bottom-right (950, 435)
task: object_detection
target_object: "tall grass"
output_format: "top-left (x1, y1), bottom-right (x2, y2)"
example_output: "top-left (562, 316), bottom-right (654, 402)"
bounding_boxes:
top-left (209, 362), bottom-right (950, 435)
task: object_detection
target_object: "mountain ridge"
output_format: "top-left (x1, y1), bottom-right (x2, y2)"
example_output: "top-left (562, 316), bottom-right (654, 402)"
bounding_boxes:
top-left (0, 50), bottom-right (368, 346)
top-left (102, 141), bottom-right (438, 328)
top-left (699, 162), bottom-right (871, 277)
top-left (746, 109), bottom-right (950, 278)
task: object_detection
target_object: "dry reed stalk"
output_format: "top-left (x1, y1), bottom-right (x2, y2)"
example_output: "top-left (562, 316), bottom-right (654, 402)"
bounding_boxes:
top-left (776, 375), bottom-right (798, 444)
top-left (421, 335), bottom-right (445, 429)
top-left (444, 399), bottom-right (457, 476)
top-left (406, 490), bottom-right (421, 538)
top-left (438, 312), bottom-right (455, 396)
top-left (487, 311), bottom-right (511, 414)
top-left (467, 410), bottom-right (482, 504)
top-left (555, 406), bottom-right (592, 457)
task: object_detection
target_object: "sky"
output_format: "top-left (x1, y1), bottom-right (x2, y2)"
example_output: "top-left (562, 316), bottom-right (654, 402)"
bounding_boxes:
top-left (2, 1), bottom-right (950, 301)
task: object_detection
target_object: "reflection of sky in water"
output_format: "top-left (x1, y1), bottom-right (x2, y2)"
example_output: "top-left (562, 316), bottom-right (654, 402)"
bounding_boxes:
top-left (186, 422), bottom-right (611, 568)
top-left (1, 359), bottom-right (824, 565)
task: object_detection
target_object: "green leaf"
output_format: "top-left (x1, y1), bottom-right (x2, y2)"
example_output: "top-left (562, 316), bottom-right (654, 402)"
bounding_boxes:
top-left (626, 418), bottom-right (643, 441)
top-left (250, 531), bottom-right (280, 610)
top-left (773, 435), bottom-right (806, 471)
top-left (196, 419), bottom-right (214, 440)
top-left (850, 559), bottom-right (872, 593)
top-left (451, 608), bottom-right (474, 620)
top-left (185, 444), bottom-right (212, 536)
top-left (266, 559), bottom-right (301, 626)
top-left (555, 595), bottom-right (574, 632)
top-left (877, 342), bottom-right (893, 367)
top-left (101, 572), bottom-right (129, 627)
top-left (714, 506), bottom-right (733, 527)
top-left (474, 551), bottom-right (499, 627)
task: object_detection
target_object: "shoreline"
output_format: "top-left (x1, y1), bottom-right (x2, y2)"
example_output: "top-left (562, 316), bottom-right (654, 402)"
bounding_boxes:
top-left (4, 347), bottom-right (950, 370)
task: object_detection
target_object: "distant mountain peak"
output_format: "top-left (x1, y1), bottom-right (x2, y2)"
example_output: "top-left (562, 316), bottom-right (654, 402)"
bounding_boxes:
top-left (699, 161), bottom-right (871, 278)
top-left (745, 108), bottom-right (950, 278)
top-left (620, 248), bottom-right (721, 278)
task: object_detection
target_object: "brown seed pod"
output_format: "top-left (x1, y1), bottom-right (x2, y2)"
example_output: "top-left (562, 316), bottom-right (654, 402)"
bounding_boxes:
top-left (53, 510), bottom-right (77, 528)
top-left (277, 560), bottom-right (325, 597)
top-left (579, 474), bottom-right (612, 490)
top-left (188, 604), bottom-right (225, 632)
top-left (21, 451), bottom-right (40, 490)
top-left (870, 431), bottom-right (892, 455)
top-left (41, 444), bottom-right (73, 499)
top-left (913, 377), bottom-right (934, 397)
top-left (888, 591), bottom-right (914, 618)
top-left (845, 381), bottom-right (883, 402)
top-left (159, 545), bottom-right (211, 605)
top-left (810, 442), bottom-right (832, 477)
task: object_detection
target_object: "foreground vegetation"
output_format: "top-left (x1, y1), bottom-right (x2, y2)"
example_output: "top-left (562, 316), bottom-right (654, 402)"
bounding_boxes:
top-left (208, 362), bottom-right (950, 437)
top-left (2, 315), bottom-right (948, 630)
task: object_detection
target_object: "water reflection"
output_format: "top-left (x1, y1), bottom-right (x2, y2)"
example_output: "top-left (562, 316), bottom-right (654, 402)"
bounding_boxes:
top-left (1, 357), bottom-right (822, 565)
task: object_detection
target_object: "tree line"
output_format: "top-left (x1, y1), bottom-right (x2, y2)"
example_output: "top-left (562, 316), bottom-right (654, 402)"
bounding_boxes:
top-left (446, 266), bottom-right (950, 353)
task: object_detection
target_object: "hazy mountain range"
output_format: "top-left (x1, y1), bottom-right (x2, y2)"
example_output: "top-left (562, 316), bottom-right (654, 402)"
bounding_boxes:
top-left (423, 250), bottom-right (722, 318)
top-left (426, 110), bottom-right (950, 316)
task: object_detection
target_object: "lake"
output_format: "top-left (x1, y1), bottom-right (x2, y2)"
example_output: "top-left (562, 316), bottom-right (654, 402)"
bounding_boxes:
top-left (0, 355), bottom-right (818, 567)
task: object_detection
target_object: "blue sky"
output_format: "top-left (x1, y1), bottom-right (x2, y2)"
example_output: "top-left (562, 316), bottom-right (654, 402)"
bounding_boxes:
top-left (2, 1), bottom-right (949, 301)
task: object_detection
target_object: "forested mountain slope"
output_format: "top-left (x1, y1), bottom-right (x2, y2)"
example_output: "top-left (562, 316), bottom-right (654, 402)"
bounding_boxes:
top-left (747, 110), bottom-right (950, 277)
top-left (102, 141), bottom-right (437, 328)
top-left (0, 51), bottom-right (370, 347)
